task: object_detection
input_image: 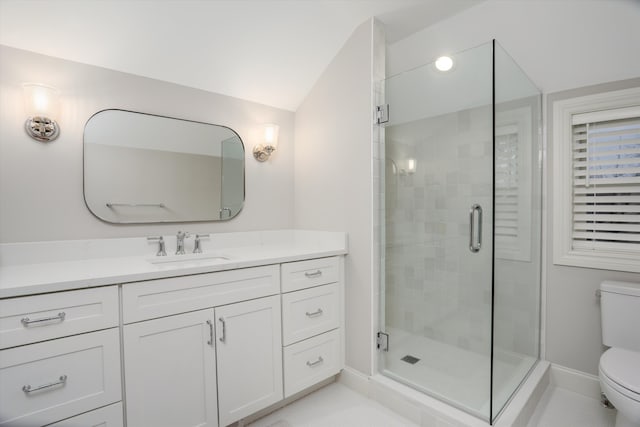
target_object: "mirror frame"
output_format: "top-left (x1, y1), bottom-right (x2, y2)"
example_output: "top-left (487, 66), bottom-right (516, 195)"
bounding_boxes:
top-left (82, 108), bottom-right (246, 224)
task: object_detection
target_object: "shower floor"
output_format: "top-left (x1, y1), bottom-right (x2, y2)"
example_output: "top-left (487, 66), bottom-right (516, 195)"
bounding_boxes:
top-left (380, 327), bottom-right (536, 419)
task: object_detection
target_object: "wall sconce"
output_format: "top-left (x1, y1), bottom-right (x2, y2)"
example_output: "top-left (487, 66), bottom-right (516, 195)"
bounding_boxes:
top-left (23, 83), bottom-right (60, 142)
top-left (396, 158), bottom-right (417, 175)
top-left (253, 123), bottom-right (279, 162)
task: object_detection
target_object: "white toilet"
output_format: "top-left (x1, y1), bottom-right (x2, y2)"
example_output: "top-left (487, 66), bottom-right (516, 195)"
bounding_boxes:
top-left (599, 280), bottom-right (640, 427)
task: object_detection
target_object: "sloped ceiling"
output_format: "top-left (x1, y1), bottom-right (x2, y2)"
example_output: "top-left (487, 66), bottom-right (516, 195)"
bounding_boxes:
top-left (0, 0), bottom-right (478, 111)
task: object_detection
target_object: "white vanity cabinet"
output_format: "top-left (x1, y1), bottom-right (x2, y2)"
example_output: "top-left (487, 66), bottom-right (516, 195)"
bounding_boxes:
top-left (47, 402), bottom-right (124, 427)
top-left (0, 287), bottom-right (122, 427)
top-left (280, 257), bottom-right (344, 397)
top-left (0, 238), bottom-right (346, 427)
top-left (121, 265), bottom-right (284, 427)
top-left (215, 295), bottom-right (283, 426)
top-left (123, 309), bottom-right (218, 427)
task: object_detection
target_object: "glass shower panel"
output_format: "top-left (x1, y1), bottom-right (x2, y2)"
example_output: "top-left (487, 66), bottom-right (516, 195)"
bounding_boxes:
top-left (491, 42), bottom-right (542, 421)
top-left (380, 42), bottom-right (494, 421)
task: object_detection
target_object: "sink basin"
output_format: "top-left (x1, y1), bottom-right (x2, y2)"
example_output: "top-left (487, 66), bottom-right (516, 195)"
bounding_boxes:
top-left (147, 254), bottom-right (231, 268)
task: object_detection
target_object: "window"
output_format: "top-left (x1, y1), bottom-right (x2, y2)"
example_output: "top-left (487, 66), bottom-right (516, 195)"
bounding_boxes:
top-left (553, 87), bottom-right (640, 272)
top-left (494, 106), bottom-right (534, 262)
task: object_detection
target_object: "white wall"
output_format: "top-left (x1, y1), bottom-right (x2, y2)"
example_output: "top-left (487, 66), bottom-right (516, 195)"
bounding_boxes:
top-left (386, 0), bottom-right (640, 375)
top-left (0, 45), bottom-right (295, 243)
top-left (545, 79), bottom-right (640, 375)
top-left (294, 19), bottom-right (379, 375)
top-left (387, 0), bottom-right (640, 93)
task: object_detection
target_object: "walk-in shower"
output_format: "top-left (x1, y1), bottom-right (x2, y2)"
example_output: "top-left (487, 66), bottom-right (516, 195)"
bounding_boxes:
top-left (377, 40), bottom-right (542, 423)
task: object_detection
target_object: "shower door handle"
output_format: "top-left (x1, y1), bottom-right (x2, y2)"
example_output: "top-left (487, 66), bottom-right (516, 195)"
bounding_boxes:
top-left (469, 204), bottom-right (482, 253)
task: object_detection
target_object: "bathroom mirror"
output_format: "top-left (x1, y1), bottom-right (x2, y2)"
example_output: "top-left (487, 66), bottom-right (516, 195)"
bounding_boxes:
top-left (83, 109), bottom-right (245, 223)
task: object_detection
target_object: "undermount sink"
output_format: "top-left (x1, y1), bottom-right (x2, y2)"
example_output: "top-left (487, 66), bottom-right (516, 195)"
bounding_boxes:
top-left (147, 253), bottom-right (231, 267)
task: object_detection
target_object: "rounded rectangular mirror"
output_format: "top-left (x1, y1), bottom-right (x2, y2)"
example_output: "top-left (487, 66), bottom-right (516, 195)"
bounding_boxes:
top-left (83, 109), bottom-right (245, 223)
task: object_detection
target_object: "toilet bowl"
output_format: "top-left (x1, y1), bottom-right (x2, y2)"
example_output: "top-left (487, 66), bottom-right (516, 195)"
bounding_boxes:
top-left (599, 348), bottom-right (640, 427)
top-left (599, 281), bottom-right (640, 427)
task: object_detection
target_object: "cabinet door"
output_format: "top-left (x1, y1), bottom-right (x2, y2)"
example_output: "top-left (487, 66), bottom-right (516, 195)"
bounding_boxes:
top-left (215, 296), bottom-right (283, 426)
top-left (123, 309), bottom-right (217, 427)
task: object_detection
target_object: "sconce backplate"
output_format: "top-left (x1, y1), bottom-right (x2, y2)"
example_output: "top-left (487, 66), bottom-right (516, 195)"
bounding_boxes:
top-left (25, 116), bottom-right (59, 142)
top-left (253, 144), bottom-right (275, 162)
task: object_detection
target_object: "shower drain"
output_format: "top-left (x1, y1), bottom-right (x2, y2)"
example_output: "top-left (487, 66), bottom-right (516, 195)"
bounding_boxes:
top-left (400, 355), bottom-right (420, 364)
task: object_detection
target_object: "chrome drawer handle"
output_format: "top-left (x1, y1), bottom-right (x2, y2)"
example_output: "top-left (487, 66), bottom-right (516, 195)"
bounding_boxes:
top-left (23, 375), bottom-right (67, 393)
top-left (21, 312), bottom-right (66, 326)
top-left (306, 356), bottom-right (324, 367)
top-left (305, 308), bottom-right (323, 317)
top-left (304, 270), bottom-right (322, 278)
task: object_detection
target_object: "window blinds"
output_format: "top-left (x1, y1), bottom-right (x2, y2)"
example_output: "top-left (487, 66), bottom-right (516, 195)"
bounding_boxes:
top-left (495, 126), bottom-right (519, 244)
top-left (571, 108), bottom-right (640, 253)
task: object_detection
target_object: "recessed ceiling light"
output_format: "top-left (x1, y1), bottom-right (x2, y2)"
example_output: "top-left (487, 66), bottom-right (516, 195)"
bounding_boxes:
top-left (435, 56), bottom-right (454, 72)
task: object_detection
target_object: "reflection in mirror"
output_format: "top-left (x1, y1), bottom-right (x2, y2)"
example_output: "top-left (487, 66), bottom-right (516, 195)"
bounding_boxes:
top-left (83, 109), bottom-right (245, 223)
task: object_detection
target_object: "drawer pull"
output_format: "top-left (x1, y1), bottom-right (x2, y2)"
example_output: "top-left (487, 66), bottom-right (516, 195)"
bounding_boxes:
top-left (304, 270), bottom-right (322, 278)
top-left (21, 312), bottom-right (66, 326)
top-left (22, 375), bottom-right (68, 393)
top-left (306, 356), bottom-right (324, 367)
top-left (305, 308), bottom-right (324, 317)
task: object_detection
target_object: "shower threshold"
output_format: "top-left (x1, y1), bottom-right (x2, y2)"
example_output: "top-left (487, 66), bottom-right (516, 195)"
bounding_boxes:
top-left (378, 328), bottom-right (540, 423)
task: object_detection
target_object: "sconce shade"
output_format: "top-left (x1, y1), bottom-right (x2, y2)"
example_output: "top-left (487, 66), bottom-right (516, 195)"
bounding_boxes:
top-left (23, 83), bottom-right (60, 142)
top-left (253, 123), bottom-right (280, 162)
top-left (264, 124), bottom-right (279, 148)
top-left (407, 158), bottom-right (417, 174)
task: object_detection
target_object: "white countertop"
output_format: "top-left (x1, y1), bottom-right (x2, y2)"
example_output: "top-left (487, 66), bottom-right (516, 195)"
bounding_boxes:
top-left (0, 230), bottom-right (347, 298)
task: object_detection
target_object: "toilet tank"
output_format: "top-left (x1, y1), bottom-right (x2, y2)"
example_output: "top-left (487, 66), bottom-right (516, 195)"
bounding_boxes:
top-left (601, 280), bottom-right (640, 351)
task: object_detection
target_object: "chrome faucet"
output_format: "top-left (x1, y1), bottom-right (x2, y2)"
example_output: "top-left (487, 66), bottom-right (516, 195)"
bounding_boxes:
top-left (176, 231), bottom-right (190, 255)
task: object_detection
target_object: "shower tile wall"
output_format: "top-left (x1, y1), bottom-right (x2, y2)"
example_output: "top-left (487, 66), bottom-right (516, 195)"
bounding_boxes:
top-left (384, 100), bottom-right (541, 361)
top-left (385, 105), bottom-right (493, 355)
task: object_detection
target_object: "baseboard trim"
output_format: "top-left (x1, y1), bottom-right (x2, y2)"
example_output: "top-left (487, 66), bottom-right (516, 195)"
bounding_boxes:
top-left (549, 363), bottom-right (602, 400)
top-left (337, 366), bottom-right (370, 396)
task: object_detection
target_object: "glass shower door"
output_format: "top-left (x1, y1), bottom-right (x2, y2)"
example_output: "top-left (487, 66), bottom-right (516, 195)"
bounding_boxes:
top-left (491, 41), bottom-right (542, 420)
top-left (380, 42), bottom-right (495, 421)
top-left (379, 40), bottom-right (542, 424)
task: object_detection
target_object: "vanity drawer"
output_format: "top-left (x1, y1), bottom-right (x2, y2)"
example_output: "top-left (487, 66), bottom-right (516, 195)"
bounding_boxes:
top-left (0, 286), bottom-right (119, 350)
top-left (283, 329), bottom-right (341, 398)
top-left (282, 283), bottom-right (340, 345)
top-left (122, 265), bottom-right (280, 323)
top-left (281, 257), bottom-right (339, 293)
top-left (0, 328), bottom-right (121, 427)
top-left (48, 402), bottom-right (123, 427)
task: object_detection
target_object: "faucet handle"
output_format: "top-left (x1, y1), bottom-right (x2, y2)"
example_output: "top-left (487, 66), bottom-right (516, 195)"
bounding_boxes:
top-left (193, 234), bottom-right (209, 254)
top-left (147, 236), bottom-right (167, 256)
